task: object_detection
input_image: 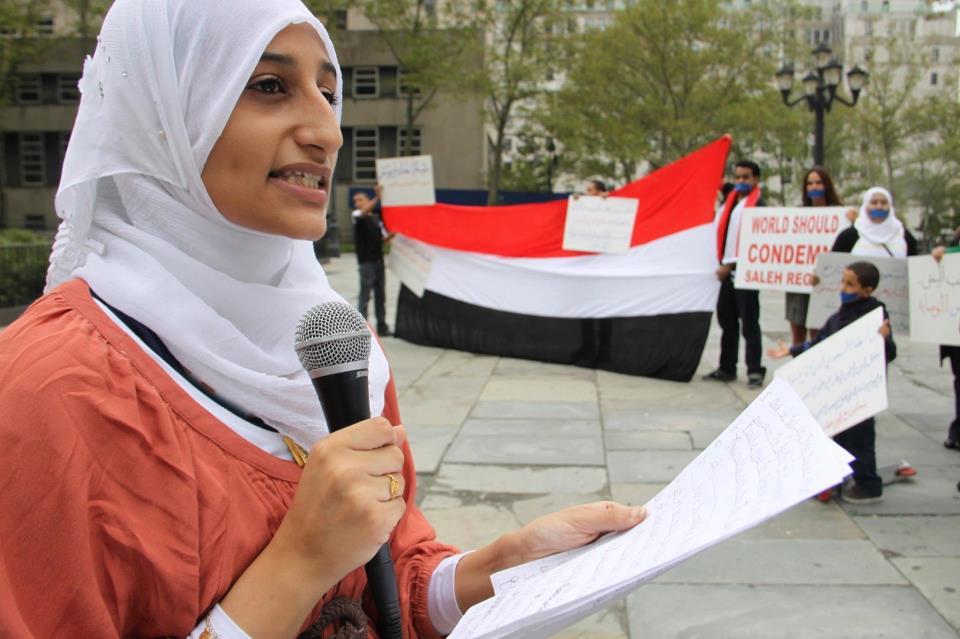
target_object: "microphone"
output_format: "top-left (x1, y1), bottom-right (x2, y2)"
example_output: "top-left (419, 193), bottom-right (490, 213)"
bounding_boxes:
top-left (294, 301), bottom-right (403, 639)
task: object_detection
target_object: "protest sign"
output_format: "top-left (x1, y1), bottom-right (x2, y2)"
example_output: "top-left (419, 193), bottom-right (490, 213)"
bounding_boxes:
top-left (561, 195), bottom-right (639, 254)
top-left (376, 155), bottom-right (436, 207)
top-left (386, 234), bottom-right (434, 298)
top-left (775, 307), bottom-right (887, 436)
top-left (908, 253), bottom-right (960, 346)
top-left (735, 207), bottom-right (847, 293)
top-left (807, 253), bottom-right (909, 334)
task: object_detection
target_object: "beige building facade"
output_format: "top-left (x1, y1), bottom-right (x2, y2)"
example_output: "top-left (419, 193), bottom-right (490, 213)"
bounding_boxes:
top-left (0, 5), bottom-right (487, 245)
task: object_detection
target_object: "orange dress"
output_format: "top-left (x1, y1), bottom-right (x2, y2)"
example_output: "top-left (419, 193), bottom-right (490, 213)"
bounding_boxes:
top-left (0, 280), bottom-right (459, 638)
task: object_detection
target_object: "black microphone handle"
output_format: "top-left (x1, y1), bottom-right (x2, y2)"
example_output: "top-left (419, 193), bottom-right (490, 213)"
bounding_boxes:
top-left (311, 370), bottom-right (404, 639)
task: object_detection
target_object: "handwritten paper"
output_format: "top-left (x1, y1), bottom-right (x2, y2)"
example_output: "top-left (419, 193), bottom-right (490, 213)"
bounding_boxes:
top-left (449, 379), bottom-right (853, 639)
top-left (735, 207), bottom-right (847, 293)
top-left (561, 196), bottom-right (639, 254)
top-left (908, 253), bottom-right (960, 346)
top-left (386, 234), bottom-right (434, 298)
top-left (808, 253), bottom-right (909, 335)
top-left (375, 155), bottom-right (436, 207)
top-left (774, 307), bottom-right (887, 436)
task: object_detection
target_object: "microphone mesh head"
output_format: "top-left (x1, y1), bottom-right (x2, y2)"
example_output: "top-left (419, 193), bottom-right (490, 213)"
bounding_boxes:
top-left (294, 301), bottom-right (371, 372)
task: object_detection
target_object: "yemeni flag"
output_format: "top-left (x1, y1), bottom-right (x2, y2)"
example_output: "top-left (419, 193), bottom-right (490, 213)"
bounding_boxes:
top-left (382, 136), bottom-right (730, 382)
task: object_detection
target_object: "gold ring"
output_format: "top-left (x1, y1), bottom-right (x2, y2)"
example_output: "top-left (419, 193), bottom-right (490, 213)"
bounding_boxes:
top-left (386, 473), bottom-right (401, 500)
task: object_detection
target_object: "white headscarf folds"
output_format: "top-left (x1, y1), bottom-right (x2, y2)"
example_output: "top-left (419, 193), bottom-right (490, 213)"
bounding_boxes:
top-left (46, 0), bottom-right (389, 447)
top-left (852, 186), bottom-right (908, 258)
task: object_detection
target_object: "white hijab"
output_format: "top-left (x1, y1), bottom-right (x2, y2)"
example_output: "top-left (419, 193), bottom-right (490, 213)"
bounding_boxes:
top-left (852, 186), bottom-right (908, 257)
top-left (46, 0), bottom-right (389, 448)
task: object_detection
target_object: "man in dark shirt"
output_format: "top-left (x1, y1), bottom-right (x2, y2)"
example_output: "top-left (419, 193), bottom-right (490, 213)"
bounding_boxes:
top-left (352, 187), bottom-right (392, 336)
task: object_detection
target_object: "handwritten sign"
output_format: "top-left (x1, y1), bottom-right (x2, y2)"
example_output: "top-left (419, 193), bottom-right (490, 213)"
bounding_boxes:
top-left (774, 307), bottom-right (887, 436)
top-left (807, 253), bottom-right (909, 335)
top-left (908, 253), bottom-right (960, 346)
top-left (561, 195), bottom-right (639, 253)
top-left (386, 234), bottom-right (434, 298)
top-left (448, 379), bottom-right (853, 638)
top-left (375, 155), bottom-right (436, 207)
top-left (734, 207), bottom-right (847, 293)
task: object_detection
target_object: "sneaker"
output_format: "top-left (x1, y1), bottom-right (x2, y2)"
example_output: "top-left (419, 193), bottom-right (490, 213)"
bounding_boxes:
top-left (702, 369), bottom-right (736, 382)
top-left (944, 438), bottom-right (960, 451)
top-left (377, 326), bottom-right (392, 337)
top-left (840, 484), bottom-right (882, 504)
top-left (747, 371), bottom-right (765, 389)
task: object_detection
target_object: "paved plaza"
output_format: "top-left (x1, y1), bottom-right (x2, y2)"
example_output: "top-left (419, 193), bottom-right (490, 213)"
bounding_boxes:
top-left (4, 255), bottom-right (955, 637)
top-left (323, 254), bottom-right (960, 638)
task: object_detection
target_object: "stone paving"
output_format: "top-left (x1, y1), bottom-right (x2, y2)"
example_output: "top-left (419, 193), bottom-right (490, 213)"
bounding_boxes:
top-left (320, 254), bottom-right (960, 638)
top-left (6, 254), bottom-right (955, 637)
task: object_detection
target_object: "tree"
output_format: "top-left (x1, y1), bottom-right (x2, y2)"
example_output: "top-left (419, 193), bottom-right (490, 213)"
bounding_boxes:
top-left (543, 0), bottom-right (788, 188)
top-left (354, 0), bottom-right (480, 157)
top-left (473, 0), bottom-right (565, 204)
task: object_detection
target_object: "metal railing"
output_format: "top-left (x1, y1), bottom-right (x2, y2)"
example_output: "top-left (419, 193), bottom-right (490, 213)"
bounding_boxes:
top-left (0, 243), bottom-right (50, 308)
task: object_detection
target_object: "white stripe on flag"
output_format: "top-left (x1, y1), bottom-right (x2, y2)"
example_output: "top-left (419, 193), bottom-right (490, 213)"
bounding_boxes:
top-left (403, 224), bottom-right (721, 319)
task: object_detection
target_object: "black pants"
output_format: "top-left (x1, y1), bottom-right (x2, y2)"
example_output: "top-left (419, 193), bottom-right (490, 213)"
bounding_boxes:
top-left (834, 418), bottom-right (882, 497)
top-left (716, 276), bottom-right (764, 376)
top-left (947, 349), bottom-right (960, 442)
top-left (358, 259), bottom-right (388, 331)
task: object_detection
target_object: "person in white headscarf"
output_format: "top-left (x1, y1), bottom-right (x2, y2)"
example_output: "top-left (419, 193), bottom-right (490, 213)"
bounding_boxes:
top-left (831, 186), bottom-right (918, 257)
top-left (0, 1), bottom-right (646, 637)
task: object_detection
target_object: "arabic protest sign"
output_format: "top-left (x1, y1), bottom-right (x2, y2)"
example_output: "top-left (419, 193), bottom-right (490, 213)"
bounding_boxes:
top-left (808, 253), bottom-right (909, 335)
top-left (735, 207), bottom-right (847, 293)
top-left (376, 155), bottom-right (436, 207)
top-left (908, 253), bottom-right (960, 346)
top-left (386, 234), bottom-right (434, 298)
top-left (562, 195), bottom-right (639, 254)
top-left (775, 307), bottom-right (887, 436)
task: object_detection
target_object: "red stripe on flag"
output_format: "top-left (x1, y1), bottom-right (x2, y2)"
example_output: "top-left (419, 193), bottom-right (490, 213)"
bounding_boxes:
top-left (382, 136), bottom-right (731, 258)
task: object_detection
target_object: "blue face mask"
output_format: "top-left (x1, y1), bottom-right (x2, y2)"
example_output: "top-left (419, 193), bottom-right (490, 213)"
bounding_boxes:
top-left (807, 189), bottom-right (826, 199)
top-left (867, 208), bottom-right (889, 221)
top-left (734, 182), bottom-right (752, 194)
top-left (840, 291), bottom-right (860, 304)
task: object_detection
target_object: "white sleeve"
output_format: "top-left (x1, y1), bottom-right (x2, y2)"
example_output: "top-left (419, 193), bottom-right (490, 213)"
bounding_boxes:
top-left (351, 208), bottom-right (362, 218)
top-left (187, 555), bottom-right (469, 639)
top-left (428, 552), bottom-right (470, 636)
top-left (188, 604), bottom-right (252, 639)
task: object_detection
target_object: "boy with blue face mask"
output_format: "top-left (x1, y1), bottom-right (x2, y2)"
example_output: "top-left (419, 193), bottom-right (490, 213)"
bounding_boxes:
top-left (768, 261), bottom-right (895, 503)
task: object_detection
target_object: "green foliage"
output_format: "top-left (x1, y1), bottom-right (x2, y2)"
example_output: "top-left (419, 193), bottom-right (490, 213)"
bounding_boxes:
top-left (0, 237), bottom-right (49, 307)
top-left (472, 0), bottom-right (566, 204)
top-left (544, 0), bottom-right (791, 186)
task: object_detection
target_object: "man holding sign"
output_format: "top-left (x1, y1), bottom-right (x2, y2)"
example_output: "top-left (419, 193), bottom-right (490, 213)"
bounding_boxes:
top-left (703, 160), bottom-right (766, 388)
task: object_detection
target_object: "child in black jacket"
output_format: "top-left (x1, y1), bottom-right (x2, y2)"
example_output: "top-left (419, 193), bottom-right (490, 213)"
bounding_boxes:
top-left (769, 261), bottom-right (895, 503)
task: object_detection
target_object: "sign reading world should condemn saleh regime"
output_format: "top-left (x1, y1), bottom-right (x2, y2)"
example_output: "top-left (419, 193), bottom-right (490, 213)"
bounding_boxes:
top-left (735, 207), bottom-right (848, 293)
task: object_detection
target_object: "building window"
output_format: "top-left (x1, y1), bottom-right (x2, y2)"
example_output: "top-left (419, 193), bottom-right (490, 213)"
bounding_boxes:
top-left (931, 72), bottom-right (938, 86)
top-left (16, 75), bottom-right (41, 105)
top-left (353, 127), bottom-right (378, 181)
top-left (933, 47), bottom-right (940, 62)
top-left (36, 16), bottom-right (54, 35)
top-left (333, 9), bottom-right (347, 30)
top-left (57, 74), bottom-right (80, 104)
top-left (881, 0), bottom-right (889, 11)
top-left (865, 20), bottom-right (872, 36)
top-left (19, 133), bottom-right (46, 187)
top-left (352, 67), bottom-right (379, 99)
top-left (398, 127), bottom-right (422, 156)
top-left (397, 67), bottom-right (421, 97)
top-left (861, 0), bottom-right (868, 11)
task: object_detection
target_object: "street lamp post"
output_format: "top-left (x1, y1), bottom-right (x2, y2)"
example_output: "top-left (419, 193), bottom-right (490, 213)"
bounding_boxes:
top-left (776, 43), bottom-right (869, 167)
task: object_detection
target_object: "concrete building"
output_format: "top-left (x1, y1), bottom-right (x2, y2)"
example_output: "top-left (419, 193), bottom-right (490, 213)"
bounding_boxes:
top-left (0, 4), bottom-right (487, 244)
